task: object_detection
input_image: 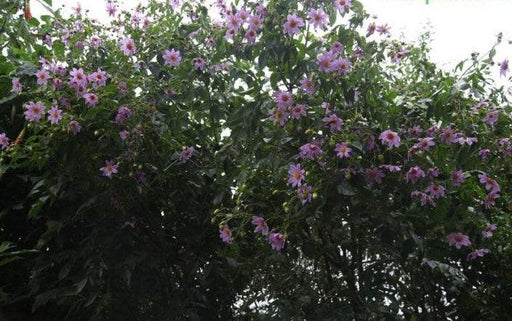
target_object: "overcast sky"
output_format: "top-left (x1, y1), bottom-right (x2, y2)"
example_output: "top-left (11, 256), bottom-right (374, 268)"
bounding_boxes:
top-left (32, 0), bottom-right (512, 77)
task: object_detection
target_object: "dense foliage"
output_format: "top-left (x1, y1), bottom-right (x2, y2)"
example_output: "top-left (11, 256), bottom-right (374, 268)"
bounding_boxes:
top-left (1, 0), bottom-right (512, 320)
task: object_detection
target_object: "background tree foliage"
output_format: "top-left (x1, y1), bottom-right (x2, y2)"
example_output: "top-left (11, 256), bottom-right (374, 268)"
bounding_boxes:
top-left (1, 0), bottom-right (512, 320)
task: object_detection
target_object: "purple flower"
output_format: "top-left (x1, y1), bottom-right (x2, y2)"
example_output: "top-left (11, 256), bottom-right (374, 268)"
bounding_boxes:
top-left (36, 69), bottom-right (50, 86)
top-left (274, 91), bottom-right (293, 109)
top-left (379, 164), bottom-right (402, 172)
top-left (308, 8), bottom-right (328, 29)
top-left (500, 58), bottom-right (509, 77)
top-left (299, 143), bottom-right (323, 160)
top-left (447, 232), bottom-right (471, 249)
top-left (334, 142), bottom-right (351, 159)
top-left (416, 137), bottom-right (435, 151)
top-left (100, 160), bottom-right (118, 179)
top-left (193, 57), bottom-right (206, 70)
top-left (317, 51), bottom-right (336, 72)
top-left (439, 127), bottom-right (458, 144)
top-left (283, 14), bottom-right (304, 36)
top-left (269, 232), bottom-right (286, 250)
top-left (12, 78), bottom-right (22, 93)
top-left (297, 185), bottom-right (312, 205)
top-left (335, 58), bottom-right (352, 75)
top-left (376, 24), bottom-right (391, 36)
top-left (467, 249), bottom-right (489, 260)
top-left (69, 68), bottom-right (87, 87)
top-left (365, 168), bottom-right (385, 186)
top-left (269, 107), bottom-right (288, 127)
top-left (450, 170), bottom-right (465, 186)
top-left (334, 0), bottom-right (351, 12)
top-left (0, 133), bottom-right (10, 150)
top-left (478, 149), bottom-right (491, 159)
top-left (425, 183), bottom-right (445, 198)
top-left (24, 101), bottom-right (46, 122)
top-left (83, 93), bottom-right (99, 107)
top-left (405, 166), bottom-right (425, 184)
top-left (163, 49), bottom-right (181, 66)
top-left (288, 164), bottom-right (305, 187)
top-left (106, 2), bottom-right (117, 16)
top-left (47, 106), bottom-right (63, 125)
top-left (179, 146), bottom-right (194, 162)
top-left (251, 216), bottom-right (269, 235)
top-left (478, 173), bottom-right (500, 193)
top-left (322, 114), bottom-right (343, 132)
top-left (219, 224), bottom-right (233, 244)
top-left (482, 223), bottom-right (497, 238)
top-left (115, 106), bottom-right (132, 125)
top-left (290, 104), bottom-right (307, 119)
top-left (120, 38), bottom-right (136, 55)
top-left (483, 111), bottom-right (499, 125)
top-left (67, 120), bottom-right (82, 135)
top-left (484, 191), bottom-right (499, 209)
top-left (379, 129), bottom-right (400, 148)
top-left (300, 78), bottom-right (315, 95)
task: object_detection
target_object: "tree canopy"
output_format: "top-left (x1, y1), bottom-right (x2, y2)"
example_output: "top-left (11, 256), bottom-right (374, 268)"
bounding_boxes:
top-left (1, 0), bottom-right (512, 320)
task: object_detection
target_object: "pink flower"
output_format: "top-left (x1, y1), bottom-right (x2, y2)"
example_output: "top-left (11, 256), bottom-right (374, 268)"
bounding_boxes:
top-left (500, 58), bottom-right (509, 77)
top-left (478, 173), bottom-right (500, 193)
top-left (379, 129), bottom-right (400, 148)
top-left (439, 127), bottom-right (458, 144)
top-left (179, 146), bottom-right (194, 162)
top-left (283, 14), bottom-right (304, 36)
top-left (219, 224), bottom-right (233, 244)
top-left (193, 58), bottom-right (206, 70)
top-left (120, 38), bottom-right (136, 55)
top-left (288, 164), bottom-right (305, 187)
top-left (35, 69), bottom-right (50, 86)
top-left (245, 28), bottom-right (257, 44)
top-left (478, 149), bottom-right (491, 159)
top-left (24, 101), bottom-right (46, 122)
top-left (334, 0), bottom-right (351, 12)
top-left (483, 111), bottom-right (498, 125)
top-left (69, 68), bottom-right (88, 87)
top-left (467, 249), bottom-right (489, 260)
top-left (119, 130), bottom-right (129, 140)
top-left (251, 216), bottom-right (269, 235)
top-left (269, 107), bottom-right (288, 127)
top-left (249, 14), bottom-right (263, 30)
top-left (416, 137), bottom-right (435, 151)
top-left (482, 223), bottom-right (497, 238)
top-left (12, 78), bottom-right (22, 93)
top-left (83, 93), bottom-right (98, 107)
top-left (226, 14), bottom-right (242, 32)
top-left (47, 106), bottom-right (63, 125)
top-left (100, 160), bottom-right (118, 179)
top-left (115, 106), bottom-right (132, 125)
top-left (274, 91), bottom-right (293, 108)
top-left (300, 78), bottom-right (315, 95)
top-left (450, 170), bottom-right (465, 186)
top-left (365, 168), bottom-right (385, 186)
top-left (236, 8), bottom-right (250, 22)
top-left (484, 191), bottom-right (499, 209)
top-left (299, 143), bottom-right (323, 160)
top-left (106, 2), bottom-right (117, 16)
top-left (72, 2), bottom-right (82, 17)
top-left (297, 185), bottom-right (312, 205)
top-left (376, 24), bottom-right (391, 36)
top-left (425, 183), bottom-right (445, 198)
top-left (335, 142), bottom-right (351, 158)
top-left (88, 68), bottom-right (108, 88)
top-left (335, 58), bottom-right (351, 75)
top-left (290, 104), bottom-right (307, 119)
top-left (408, 125), bottom-right (423, 137)
top-left (447, 232), bottom-right (471, 249)
top-left (0, 133), bottom-right (10, 150)
top-left (379, 164), bottom-right (402, 172)
top-left (308, 8), bottom-right (328, 29)
top-left (163, 48), bottom-right (181, 66)
top-left (317, 51), bottom-right (336, 72)
top-left (322, 114), bottom-right (343, 132)
top-left (269, 232), bottom-right (286, 250)
top-left (67, 120), bottom-right (82, 135)
top-left (405, 166), bottom-right (425, 184)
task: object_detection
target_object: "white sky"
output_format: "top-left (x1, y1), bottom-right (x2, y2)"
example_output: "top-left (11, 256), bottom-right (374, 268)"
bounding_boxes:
top-left (32, 0), bottom-right (512, 76)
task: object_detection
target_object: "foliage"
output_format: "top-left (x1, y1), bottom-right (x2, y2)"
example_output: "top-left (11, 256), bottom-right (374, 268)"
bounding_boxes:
top-left (1, 0), bottom-right (512, 320)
